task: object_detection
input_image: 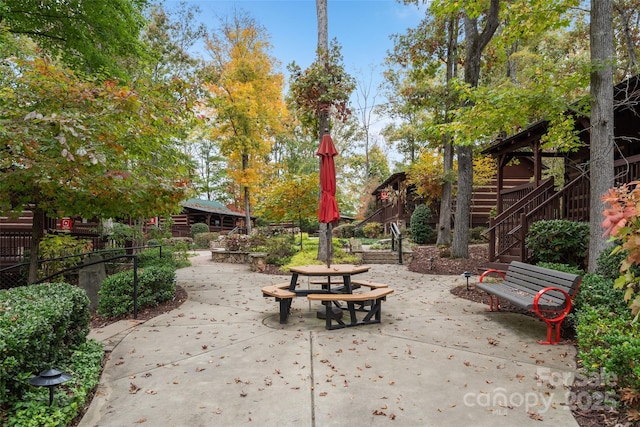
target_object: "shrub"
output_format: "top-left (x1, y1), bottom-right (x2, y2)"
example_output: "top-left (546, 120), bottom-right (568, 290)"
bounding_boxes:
top-left (194, 232), bottom-right (219, 249)
top-left (353, 224), bottom-right (365, 238)
top-left (525, 220), bottom-right (589, 267)
top-left (410, 205), bottom-right (433, 244)
top-left (334, 224), bottom-right (356, 238)
top-left (103, 222), bottom-right (138, 247)
top-left (136, 246), bottom-right (177, 269)
top-left (5, 339), bottom-right (104, 427)
top-left (576, 304), bottom-right (640, 390)
top-left (0, 283), bottom-right (90, 407)
top-left (190, 222), bottom-right (210, 238)
top-left (536, 262), bottom-right (584, 276)
top-left (97, 265), bottom-right (176, 317)
top-left (38, 233), bottom-right (93, 280)
top-left (362, 222), bottom-right (383, 239)
top-left (264, 235), bottom-right (297, 266)
top-left (573, 273), bottom-right (627, 315)
top-left (594, 242), bottom-right (640, 281)
top-left (470, 226), bottom-right (487, 243)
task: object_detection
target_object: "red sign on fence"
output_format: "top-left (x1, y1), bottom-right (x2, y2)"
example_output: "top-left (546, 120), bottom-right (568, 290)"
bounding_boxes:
top-left (60, 218), bottom-right (73, 230)
top-left (380, 191), bottom-right (388, 200)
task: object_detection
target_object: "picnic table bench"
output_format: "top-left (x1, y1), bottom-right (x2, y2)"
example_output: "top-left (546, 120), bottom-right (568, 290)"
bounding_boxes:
top-left (477, 261), bottom-right (582, 344)
top-left (262, 282), bottom-right (295, 324)
top-left (307, 287), bottom-right (394, 330)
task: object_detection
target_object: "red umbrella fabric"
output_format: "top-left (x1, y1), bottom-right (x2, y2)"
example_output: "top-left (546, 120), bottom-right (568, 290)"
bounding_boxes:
top-left (317, 133), bottom-right (340, 224)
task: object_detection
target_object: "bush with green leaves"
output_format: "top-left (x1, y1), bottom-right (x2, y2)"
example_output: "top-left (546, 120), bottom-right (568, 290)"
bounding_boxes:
top-left (5, 340), bottom-right (103, 427)
top-left (97, 265), bottom-right (176, 317)
top-left (0, 283), bottom-right (90, 408)
top-left (410, 204), bottom-right (433, 244)
top-left (576, 304), bottom-right (640, 390)
top-left (362, 222), bottom-right (383, 239)
top-left (194, 232), bottom-right (219, 249)
top-left (264, 235), bottom-right (297, 266)
top-left (525, 220), bottom-right (589, 267)
top-left (470, 226), bottom-right (487, 243)
top-left (102, 222), bottom-right (139, 247)
top-left (334, 224), bottom-right (355, 238)
top-left (573, 273), bottom-right (627, 316)
top-left (570, 272), bottom-right (640, 391)
top-left (190, 222), bottom-right (210, 238)
top-left (38, 233), bottom-right (93, 280)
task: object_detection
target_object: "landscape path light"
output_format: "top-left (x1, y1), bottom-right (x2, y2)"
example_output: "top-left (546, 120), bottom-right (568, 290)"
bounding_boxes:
top-left (29, 368), bottom-right (72, 406)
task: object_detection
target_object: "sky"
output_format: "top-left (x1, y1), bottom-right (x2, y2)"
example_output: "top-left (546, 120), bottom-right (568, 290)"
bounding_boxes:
top-left (163, 0), bottom-right (427, 142)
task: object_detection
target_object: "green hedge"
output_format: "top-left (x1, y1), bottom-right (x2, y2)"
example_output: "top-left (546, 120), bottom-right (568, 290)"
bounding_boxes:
top-left (573, 273), bottom-right (640, 391)
top-left (525, 220), bottom-right (589, 267)
top-left (97, 265), bottom-right (176, 317)
top-left (0, 283), bottom-right (90, 407)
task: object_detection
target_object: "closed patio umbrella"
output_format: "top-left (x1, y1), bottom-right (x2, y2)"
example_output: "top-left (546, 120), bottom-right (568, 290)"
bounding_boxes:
top-left (317, 131), bottom-right (340, 266)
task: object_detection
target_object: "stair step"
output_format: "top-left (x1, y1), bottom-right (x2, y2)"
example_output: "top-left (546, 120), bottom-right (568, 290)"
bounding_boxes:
top-left (360, 250), bottom-right (412, 265)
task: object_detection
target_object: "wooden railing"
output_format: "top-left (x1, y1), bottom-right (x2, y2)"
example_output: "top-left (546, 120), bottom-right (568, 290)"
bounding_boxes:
top-left (517, 172), bottom-right (590, 261)
top-left (486, 178), bottom-right (555, 262)
top-left (486, 171), bottom-right (591, 264)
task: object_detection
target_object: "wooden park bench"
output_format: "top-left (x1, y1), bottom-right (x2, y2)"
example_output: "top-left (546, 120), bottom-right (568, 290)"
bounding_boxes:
top-left (476, 261), bottom-right (582, 345)
top-left (307, 287), bottom-right (394, 330)
top-left (262, 282), bottom-right (296, 324)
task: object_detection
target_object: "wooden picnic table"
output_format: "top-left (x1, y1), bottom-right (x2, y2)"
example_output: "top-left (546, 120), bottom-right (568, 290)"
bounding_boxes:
top-left (288, 264), bottom-right (370, 296)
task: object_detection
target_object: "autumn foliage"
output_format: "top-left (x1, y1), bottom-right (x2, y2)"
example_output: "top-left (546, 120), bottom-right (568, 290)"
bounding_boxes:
top-left (601, 181), bottom-right (640, 316)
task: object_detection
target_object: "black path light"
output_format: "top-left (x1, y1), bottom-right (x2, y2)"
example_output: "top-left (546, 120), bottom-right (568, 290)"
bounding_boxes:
top-left (29, 368), bottom-right (73, 406)
top-left (462, 271), bottom-right (473, 291)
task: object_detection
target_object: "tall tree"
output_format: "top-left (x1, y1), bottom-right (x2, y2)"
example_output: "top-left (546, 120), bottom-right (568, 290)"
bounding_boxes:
top-left (451, 0), bottom-right (500, 258)
top-left (384, 9), bottom-right (461, 246)
top-left (288, 0), bottom-right (355, 263)
top-left (354, 67), bottom-right (381, 183)
top-left (589, 0), bottom-right (615, 272)
top-left (0, 0), bottom-right (149, 78)
top-left (0, 49), bottom-right (194, 282)
top-left (203, 12), bottom-right (287, 234)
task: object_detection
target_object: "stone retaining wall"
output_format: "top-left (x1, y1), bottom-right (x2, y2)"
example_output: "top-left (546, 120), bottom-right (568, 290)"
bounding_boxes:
top-left (210, 250), bottom-right (268, 272)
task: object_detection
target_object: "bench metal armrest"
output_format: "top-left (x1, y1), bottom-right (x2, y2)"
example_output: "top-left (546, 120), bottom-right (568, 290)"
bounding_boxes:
top-left (533, 286), bottom-right (571, 321)
top-left (479, 269), bottom-right (505, 282)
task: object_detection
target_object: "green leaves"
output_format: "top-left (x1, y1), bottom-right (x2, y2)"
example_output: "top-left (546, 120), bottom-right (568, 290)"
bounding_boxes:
top-left (287, 39), bottom-right (356, 136)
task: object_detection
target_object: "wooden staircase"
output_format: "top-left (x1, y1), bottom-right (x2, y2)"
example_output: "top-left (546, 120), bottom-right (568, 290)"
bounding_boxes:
top-left (486, 172), bottom-right (590, 267)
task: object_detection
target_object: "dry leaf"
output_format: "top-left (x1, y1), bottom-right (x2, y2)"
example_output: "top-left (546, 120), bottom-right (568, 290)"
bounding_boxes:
top-left (527, 410), bottom-right (543, 421)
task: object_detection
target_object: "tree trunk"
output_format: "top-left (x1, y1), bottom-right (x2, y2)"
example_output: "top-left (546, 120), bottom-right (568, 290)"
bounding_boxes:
top-left (437, 17), bottom-right (458, 247)
top-left (452, 0), bottom-right (500, 258)
top-left (588, 0), bottom-right (614, 272)
top-left (242, 154), bottom-right (252, 234)
top-left (437, 137), bottom-right (454, 246)
top-left (452, 144), bottom-right (472, 258)
top-left (28, 208), bottom-right (45, 283)
top-left (316, 0), bottom-right (330, 263)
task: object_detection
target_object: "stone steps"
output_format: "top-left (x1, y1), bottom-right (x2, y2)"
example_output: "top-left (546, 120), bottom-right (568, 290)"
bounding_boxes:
top-left (359, 250), bottom-right (412, 265)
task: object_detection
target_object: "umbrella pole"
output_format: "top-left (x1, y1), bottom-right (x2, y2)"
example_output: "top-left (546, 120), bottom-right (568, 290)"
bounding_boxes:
top-left (326, 223), bottom-right (333, 267)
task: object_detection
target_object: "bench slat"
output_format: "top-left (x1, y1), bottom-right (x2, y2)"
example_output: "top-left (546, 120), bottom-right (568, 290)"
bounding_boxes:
top-left (350, 280), bottom-right (389, 289)
top-left (262, 283), bottom-right (296, 299)
top-left (476, 261), bottom-right (582, 344)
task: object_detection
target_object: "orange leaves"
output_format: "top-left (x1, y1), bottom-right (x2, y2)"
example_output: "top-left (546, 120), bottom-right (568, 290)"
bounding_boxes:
top-left (602, 182), bottom-right (640, 315)
top-left (601, 183), bottom-right (640, 238)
